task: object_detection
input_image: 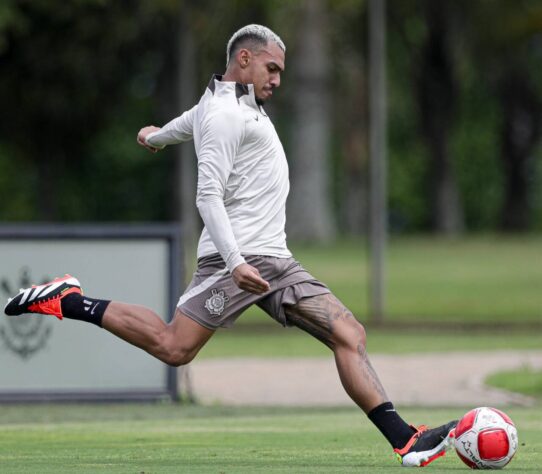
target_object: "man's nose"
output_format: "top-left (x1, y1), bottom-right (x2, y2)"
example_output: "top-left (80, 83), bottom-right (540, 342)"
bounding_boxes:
top-left (270, 74), bottom-right (280, 88)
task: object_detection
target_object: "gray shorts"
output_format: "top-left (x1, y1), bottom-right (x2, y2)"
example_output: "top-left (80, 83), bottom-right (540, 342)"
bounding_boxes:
top-left (177, 254), bottom-right (330, 330)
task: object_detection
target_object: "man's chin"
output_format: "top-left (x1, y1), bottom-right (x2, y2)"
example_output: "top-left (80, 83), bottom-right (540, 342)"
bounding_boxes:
top-left (255, 96), bottom-right (267, 106)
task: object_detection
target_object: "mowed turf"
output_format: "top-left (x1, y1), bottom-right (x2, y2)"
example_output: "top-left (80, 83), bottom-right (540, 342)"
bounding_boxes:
top-left (198, 325), bottom-right (542, 359)
top-left (0, 405), bottom-right (540, 473)
top-left (486, 367), bottom-right (542, 399)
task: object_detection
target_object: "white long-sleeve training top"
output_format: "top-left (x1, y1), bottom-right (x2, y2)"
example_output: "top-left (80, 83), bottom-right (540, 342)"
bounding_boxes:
top-left (146, 75), bottom-right (292, 272)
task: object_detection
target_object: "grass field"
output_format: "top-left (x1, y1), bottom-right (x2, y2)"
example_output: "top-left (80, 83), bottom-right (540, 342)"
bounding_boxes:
top-left (486, 368), bottom-right (542, 399)
top-left (198, 236), bottom-right (541, 325)
top-left (0, 404), bottom-right (540, 473)
top-left (198, 325), bottom-right (542, 358)
top-left (1, 236), bottom-right (539, 473)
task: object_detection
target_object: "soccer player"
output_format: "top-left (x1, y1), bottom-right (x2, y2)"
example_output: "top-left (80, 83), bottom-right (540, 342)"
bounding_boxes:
top-left (4, 25), bottom-right (456, 467)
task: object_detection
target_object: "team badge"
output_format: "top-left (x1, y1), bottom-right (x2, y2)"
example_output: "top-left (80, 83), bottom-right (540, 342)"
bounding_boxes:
top-left (204, 288), bottom-right (230, 316)
top-left (0, 268), bottom-right (52, 360)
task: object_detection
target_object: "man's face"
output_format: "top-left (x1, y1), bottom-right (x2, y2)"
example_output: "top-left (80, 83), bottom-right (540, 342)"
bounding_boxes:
top-left (244, 42), bottom-right (285, 104)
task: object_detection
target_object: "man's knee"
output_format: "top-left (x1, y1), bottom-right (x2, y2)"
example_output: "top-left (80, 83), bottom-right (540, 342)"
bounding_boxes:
top-left (158, 312), bottom-right (213, 366)
top-left (335, 316), bottom-right (367, 351)
top-left (163, 346), bottom-right (196, 367)
top-left (159, 333), bottom-right (199, 367)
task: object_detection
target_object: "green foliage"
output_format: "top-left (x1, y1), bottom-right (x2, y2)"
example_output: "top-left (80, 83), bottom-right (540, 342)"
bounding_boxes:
top-left (65, 98), bottom-right (174, 221)
top-left (0, 0), bottom-right (542, 230)
top-left (0, 405), bottom-right (540, 473)
top-left (534, 157), bottom-right (542, 230)
top-left (0, 143), bottom-right (36, 220)
top-left (387, 0), bottom-right (542, 231)
top-left (0, 0), bottom-right (176, 220)
top-left (453, 78), bottom-right (503, 230)
top-left (388, 86), bottom-right (431, 230)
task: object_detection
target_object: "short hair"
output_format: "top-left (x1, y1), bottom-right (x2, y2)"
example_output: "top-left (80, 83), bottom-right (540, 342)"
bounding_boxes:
top-left (226, 24), bottom-right (286, 65)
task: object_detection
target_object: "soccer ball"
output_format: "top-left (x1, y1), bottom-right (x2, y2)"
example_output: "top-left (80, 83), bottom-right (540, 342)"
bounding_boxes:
top-left (454, 407), bottom-right (518, 469)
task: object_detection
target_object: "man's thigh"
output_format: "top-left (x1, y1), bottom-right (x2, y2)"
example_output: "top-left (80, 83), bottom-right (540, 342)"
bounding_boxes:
top-left (178, 254), bottom-right (330, 330)
top-left (281, 293), bottom-right (359, 348)
top-left (177, 255), bottom-right (284, 330)
top-left (167, 308), bottom-right (215, 354)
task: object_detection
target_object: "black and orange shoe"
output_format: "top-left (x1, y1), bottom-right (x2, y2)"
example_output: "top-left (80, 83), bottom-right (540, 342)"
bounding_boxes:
top-left (394, 421), bottom-right (457, 467)
top-left (4, 274), bottom-right (82, 320)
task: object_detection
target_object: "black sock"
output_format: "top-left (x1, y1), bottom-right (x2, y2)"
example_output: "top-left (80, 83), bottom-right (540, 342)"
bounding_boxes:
top-left (60, 293), bottom-right (110, 328)
top-left (367, 402), bottom-right (416, 449)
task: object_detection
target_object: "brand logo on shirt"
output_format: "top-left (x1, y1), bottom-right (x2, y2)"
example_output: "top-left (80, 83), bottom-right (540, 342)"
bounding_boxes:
top-left (205, 288), bottom-right (230, 316)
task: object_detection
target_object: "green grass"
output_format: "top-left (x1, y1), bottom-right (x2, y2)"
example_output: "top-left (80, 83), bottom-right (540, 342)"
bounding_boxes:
top-left (197, 326), bottom-right (542, 358)
top-left (199, 236), bottom-right (541, 325)
top-left (0, 404), bottom-right (540, 473)
top-left (198, 326), bottom-right (542, 358)
top-left (486, 367), bottom-right (542, 399)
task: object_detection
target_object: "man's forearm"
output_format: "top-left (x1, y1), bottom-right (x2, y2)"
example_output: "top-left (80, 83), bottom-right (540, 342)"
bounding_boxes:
top-left (196, 194), bottom-right (246, 273)
top-left (146, 120), bottom-right (185, 148)
top-left (146, 106), bottom-right (196, 148)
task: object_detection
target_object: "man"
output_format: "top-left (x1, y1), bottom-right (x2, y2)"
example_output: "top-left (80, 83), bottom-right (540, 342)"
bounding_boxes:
top-left (5, 24), bottom-right (456, 467)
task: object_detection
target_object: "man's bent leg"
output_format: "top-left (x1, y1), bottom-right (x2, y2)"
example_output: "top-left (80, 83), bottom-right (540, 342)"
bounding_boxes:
top-left (284, 294), bottom-right (416, 448)
top-left (103, 305), bottom-right (214, 366)
top-left (284, 293), bottom-right (457, 466)
top-left (284, 293), bottom-right (387, 412)
top-left (4, 275), bottom-right (214, 366)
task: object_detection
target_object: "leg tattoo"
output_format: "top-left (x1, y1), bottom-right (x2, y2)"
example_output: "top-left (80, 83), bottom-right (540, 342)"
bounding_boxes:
top-left (284, 293), bottom-right (354, 348)
top-left (357, 342), bottom-right (389, 401)
top-left (285, 293), bottom-right (388, 411)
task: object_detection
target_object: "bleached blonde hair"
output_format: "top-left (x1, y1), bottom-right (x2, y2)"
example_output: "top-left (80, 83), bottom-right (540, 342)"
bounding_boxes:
top-left (226, 24), bottom-right (286, 65)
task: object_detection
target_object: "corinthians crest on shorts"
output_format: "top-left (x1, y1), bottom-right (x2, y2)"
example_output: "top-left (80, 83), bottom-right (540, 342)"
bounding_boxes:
top-left (204, 288), bottom-right (230, 316)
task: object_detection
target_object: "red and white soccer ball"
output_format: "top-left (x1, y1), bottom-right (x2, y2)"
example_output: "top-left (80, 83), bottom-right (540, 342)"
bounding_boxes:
top-left (454, 407), bottom-right (518, 469)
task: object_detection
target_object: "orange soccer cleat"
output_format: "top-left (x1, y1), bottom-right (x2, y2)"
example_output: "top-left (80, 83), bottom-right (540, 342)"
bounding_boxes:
top-left (4, 274), bottom-right (82, 320)
top-left (394, 421), bottom-right (457, 467)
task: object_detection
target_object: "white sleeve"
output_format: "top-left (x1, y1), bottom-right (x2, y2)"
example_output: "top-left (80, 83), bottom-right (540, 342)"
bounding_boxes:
top-left (145, 105), bottom-right (197, 148)
top-left (195, 107), bottom-right (246, 273)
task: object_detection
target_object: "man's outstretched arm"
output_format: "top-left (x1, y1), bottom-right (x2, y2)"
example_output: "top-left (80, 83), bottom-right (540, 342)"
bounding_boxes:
top-left (137, 105), bottom-right (197, 152)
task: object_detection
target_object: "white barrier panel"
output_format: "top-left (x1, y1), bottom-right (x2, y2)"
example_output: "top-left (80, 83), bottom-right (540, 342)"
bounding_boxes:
top-left (0, 225), bottom-right (181, 402)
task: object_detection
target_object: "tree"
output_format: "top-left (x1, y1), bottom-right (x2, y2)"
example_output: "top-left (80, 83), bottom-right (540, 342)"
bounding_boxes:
top-left (416, 0), bottom-right (464, 234)
top-left (463, 0), bottom-right (542, 230)
top-left (286, 0), bottom-right (336, 242)
top-left (330, 0), bottom-right (369, 236)
top-left (498, 65), bottom-right (541, 230)
top-left (0, 0), bottom-right (176, 220)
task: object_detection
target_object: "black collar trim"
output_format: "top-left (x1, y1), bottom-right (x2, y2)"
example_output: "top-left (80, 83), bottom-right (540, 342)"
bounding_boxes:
top-left (207, 74), bottom-right (249, 99)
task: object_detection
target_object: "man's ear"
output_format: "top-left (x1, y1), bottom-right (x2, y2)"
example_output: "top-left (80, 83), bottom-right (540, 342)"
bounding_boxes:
top-left (238, 49), bottom-right (251, 68)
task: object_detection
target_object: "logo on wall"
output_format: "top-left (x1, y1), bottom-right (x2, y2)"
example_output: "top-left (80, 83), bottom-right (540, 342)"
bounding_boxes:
top-left (0, 268), bottom-right (52, 360)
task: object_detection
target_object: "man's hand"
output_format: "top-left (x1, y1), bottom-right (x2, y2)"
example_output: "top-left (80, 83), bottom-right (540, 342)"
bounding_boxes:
top-left (137, 126), bottom-right (163, 153)
top-left (232, 263), bottom-right (270, 294)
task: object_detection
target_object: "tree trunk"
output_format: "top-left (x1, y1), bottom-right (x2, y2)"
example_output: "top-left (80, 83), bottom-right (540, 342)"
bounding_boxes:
top-left (156, 7), bottom-right (200, 257)
top-left (417, 0), bottom-right (464, 234)
top-left (340, 58), bottom-right (369, 235)
top-left (176, 10), bottom-right (199, 251)
top-left (498, 67), bottom-right (541, 230)
top-left (286, 0), bottom-right (336, 242)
